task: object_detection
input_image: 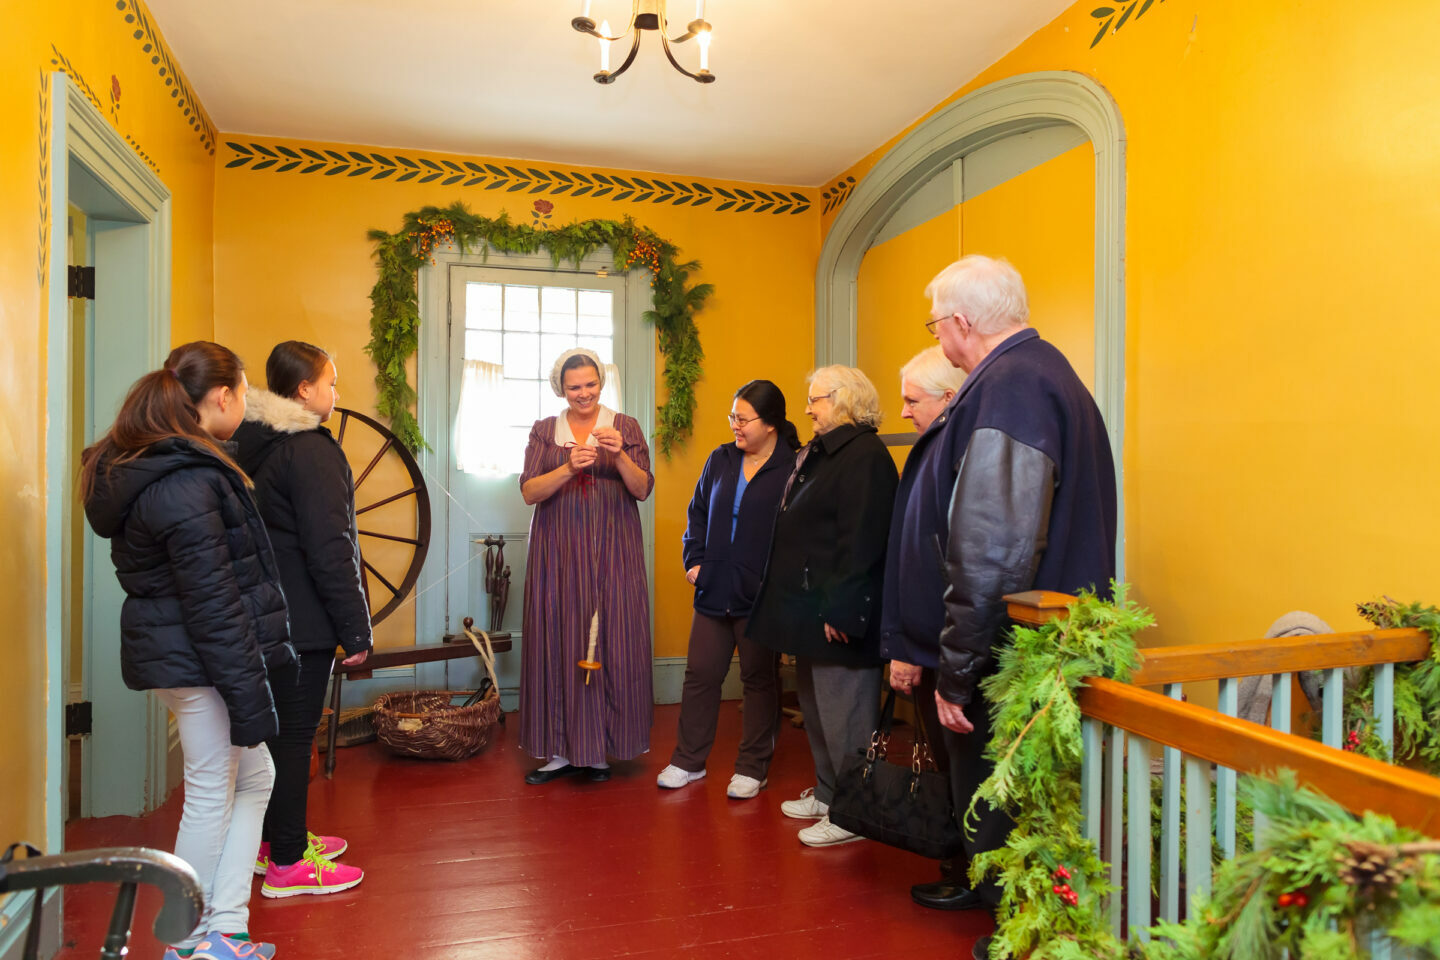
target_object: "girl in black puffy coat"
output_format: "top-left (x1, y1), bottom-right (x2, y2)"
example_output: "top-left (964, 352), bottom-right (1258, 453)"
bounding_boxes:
top-left (233, 341), bottom-right (371, 900)
top-left (82, 341), bottom-right (292, 960)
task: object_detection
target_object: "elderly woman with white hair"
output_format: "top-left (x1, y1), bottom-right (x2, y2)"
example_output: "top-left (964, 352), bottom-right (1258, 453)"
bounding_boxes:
top-left (517, 348), bottom-right (654, 785)
top-left (748, 365), bottom-right (898, 846)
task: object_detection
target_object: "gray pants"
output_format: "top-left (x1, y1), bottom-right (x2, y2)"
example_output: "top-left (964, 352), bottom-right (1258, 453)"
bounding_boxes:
top-left (794, 656), bottom-right (882, 805)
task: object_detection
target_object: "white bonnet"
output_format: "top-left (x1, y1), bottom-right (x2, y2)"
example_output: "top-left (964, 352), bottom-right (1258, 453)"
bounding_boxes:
top-left (549, 348), bottom-right (605, 397)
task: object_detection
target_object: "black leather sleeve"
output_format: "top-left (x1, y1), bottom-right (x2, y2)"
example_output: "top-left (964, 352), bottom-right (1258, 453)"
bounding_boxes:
top-left (936, 428), bottom-right (1055, 706)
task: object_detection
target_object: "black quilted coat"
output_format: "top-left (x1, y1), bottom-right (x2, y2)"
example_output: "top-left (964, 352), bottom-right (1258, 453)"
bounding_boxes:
top-left (84, 437), bottom-right (293, 746)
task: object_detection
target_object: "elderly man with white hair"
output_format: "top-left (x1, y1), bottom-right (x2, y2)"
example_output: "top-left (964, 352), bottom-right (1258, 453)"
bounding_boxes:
top-left (888, 256), bottom-right (1117, 957)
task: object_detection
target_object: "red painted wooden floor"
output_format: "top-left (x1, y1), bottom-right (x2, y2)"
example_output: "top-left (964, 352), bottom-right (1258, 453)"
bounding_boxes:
top-left (57, 703), bottom-right (990, 959)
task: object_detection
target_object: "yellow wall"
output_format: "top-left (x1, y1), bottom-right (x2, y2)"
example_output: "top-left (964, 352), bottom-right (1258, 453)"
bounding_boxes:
top-left (0, 1), bottom-right (215, 861)
top-left (212, 139), bottom-right (820, 657)
top-left (827, 0), bottom-right (1440, 647)
top-left (962, 144), bottom-right (1095, 391)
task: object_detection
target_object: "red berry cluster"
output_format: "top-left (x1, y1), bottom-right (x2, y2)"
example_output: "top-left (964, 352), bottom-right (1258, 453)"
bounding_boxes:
top-left (1276, 890), bottom-right (1309, 909)
top-left (1051, 865), bottom-right (1078, 907)
top-left (411, 218), bottom-right (457, 263)
top-left (1343, 729), bottom-right (1362, 752)
top-left (625, 239), bottom-right (663, 287)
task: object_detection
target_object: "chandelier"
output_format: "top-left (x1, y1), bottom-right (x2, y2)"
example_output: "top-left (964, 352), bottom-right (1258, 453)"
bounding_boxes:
top-left (571, 1), bottom-right (715, 85)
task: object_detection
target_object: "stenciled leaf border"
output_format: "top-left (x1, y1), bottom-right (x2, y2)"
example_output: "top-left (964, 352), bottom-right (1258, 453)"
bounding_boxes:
top-left (224, 142), bottom-right (812, 216)
top-left (368, 202), bottom-right (713, 457)
top-left (114, 0), bottom-right (217, 154)
top-left (1089, 0), bottom-right (1165, 48)
top-left (821, 175), bottom-right (856, 215)
top-left (38, 70), bottom-right (50, 288)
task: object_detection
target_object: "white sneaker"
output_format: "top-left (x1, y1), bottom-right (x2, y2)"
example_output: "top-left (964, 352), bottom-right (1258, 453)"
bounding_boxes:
top-left (797, 814), bottom-right (863, 847)
top-left (726, 774), bottom-right (767, 799)
top-left (656, 764), bottom-right (706, 789)
top-left (779, 787), bottom-right (829, 820)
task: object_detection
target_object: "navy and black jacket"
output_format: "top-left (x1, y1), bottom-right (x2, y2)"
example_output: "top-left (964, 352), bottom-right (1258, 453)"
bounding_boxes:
top-left (682, 440), bottom-right (795, 619)
top-left (84, 437), bottom-right (294, 746)
top-left (883, 329), bottom-right (1117, 704)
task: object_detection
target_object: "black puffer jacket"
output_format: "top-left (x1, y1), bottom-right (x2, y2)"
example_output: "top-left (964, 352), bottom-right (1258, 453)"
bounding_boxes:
top-left (232, 390), bottom-right (372, 656)
top-left (84, 438), bottom-right (293, 746)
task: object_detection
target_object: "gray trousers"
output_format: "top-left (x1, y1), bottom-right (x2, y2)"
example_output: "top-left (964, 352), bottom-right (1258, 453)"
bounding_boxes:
top-left (794, 656), bottom-right (882, 805)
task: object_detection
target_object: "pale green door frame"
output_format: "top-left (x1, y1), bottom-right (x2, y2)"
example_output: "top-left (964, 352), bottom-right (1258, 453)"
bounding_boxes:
top-left (815, 70), bottom-right (1127, 578)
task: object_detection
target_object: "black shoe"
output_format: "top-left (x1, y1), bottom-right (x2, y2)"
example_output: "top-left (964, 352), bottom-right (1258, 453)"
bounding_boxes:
top-left (524, 764), bottom-right (580, 785)
top-left (971, 935), bottom-right (994, 960)
top-left (910, 879), bottom-right (983, 911)
top-left (585, 766), bottom-right (612, 782)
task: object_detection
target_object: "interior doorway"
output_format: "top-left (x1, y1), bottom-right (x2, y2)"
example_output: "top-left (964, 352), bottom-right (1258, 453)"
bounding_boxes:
top-left (45, 73), bottom-right (174, 834)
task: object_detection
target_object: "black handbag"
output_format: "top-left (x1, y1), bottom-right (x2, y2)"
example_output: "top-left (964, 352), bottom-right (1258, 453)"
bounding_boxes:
top-left (828, 690), bottom-right (965, 860)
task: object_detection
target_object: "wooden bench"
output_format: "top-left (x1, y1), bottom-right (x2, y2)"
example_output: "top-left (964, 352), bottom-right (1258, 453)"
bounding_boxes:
top-left (325, 629), bottom-right (513, 777)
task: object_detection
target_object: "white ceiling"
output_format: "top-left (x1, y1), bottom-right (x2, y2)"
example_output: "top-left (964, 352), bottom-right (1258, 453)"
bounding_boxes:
top-left (145, 0), bottom-right (1074, 186)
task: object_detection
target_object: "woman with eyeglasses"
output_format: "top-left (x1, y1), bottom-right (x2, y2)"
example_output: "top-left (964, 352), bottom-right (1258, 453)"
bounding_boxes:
top-left (747, 365), bottom-right (898, 846)
top-left (656, 380), bottom-right (801, 799)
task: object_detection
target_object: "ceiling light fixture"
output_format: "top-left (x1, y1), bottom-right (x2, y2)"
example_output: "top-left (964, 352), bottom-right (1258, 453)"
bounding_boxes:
top-left (572, 1), bottom-right (715, 85)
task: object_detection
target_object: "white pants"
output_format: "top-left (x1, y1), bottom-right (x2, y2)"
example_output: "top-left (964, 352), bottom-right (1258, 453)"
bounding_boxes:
top-left (154, 687), bottom-right (275, 948)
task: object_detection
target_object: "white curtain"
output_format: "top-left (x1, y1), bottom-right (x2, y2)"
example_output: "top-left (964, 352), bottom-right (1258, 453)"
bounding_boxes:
top-left (601, 363), bottom-right (623, 414)
top-left (455, 359), bottom-right (506, 476)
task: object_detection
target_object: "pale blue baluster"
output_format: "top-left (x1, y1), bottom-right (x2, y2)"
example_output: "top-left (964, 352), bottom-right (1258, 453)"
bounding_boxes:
top-left (1256, 672), bottom-right (1293, 843)
top-left (1107, 725), bottom-right (1125, 937)
top-left (1160, 684), bottom-right (1182, 921)
top-left (1216, 677), bottom-right (1238, 859)
top-left (1374, 662), bottom-right (1395, 759)
top-left (1322, 667), bottom-right (1345, 748)
top-left (1127, 736), bottom-right (1152, 942)
top-left (1082, 717), bottom-right (1103, 848)
top-left (1370, 931), bottom-right (1393, 959)
top-left (1184, 755), bottom-right (1212, 903)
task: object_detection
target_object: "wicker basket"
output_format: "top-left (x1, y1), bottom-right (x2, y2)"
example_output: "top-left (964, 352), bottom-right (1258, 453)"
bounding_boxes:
top-left (315, 706), bottom-right (377, 751)
top-left (373, 626), bottom-right (503, 761)
top-left (373, 688), bottom-right (502, 760)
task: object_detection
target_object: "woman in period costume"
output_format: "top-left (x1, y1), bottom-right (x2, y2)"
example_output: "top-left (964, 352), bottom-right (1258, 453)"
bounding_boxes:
top-left (747, 364), bottom-right (898, 846)
top-left (518, 348), bottom-right (654, 784)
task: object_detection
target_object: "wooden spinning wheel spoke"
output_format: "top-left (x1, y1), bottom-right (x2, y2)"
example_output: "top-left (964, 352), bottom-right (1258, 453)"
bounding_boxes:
top-left (362, 558), bottom-right (401, 597)
top-left (333, 407), bottom-right (431, 625)
top-left (356, 486), bottom-right (422, 515)
top-left (359, 529), bottom-right (423, 546)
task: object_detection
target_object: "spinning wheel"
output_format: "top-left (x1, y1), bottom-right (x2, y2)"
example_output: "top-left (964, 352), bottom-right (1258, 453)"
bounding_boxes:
top-left (334, 407), bottom-right (431, 625)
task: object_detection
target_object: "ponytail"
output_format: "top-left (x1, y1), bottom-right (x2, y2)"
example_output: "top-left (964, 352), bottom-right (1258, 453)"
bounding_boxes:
top-left (734, 379), bottom-right (801, 451)
top-left (80, 341), bottom-right (251, 503)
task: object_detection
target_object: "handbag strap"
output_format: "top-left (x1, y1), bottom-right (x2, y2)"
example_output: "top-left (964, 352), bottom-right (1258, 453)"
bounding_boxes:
top-left (907, 692), bottom-right (941, 774)
top-left (867, 690), bottom-right (898, 762)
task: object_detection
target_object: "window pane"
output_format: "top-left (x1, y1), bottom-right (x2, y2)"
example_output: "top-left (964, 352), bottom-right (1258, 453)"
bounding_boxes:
top-left (504, 285), bottom-right (539, 332)
top-left (577, 312), bottom-right (612, 336)
top-left (540, 334), bottom-right (578, 372)
top-left (505, 425), bottom-right (531, 475)
top-left (541, 287), bottom-right (576, 334)
top-left (504, 378), bottom-right (539, 426)
top-left (535, 380), bottom-right (555, 418)
top-left (503, 332), bottom-right (540, 378)
top-left (577, 289), bottom-right (611, 316)
top-left (464, 330), bottom-right (502, 363)
top-left (578, 336), bottom-right (613, 364)
top-left (466, 283), bottom-right (502, 329)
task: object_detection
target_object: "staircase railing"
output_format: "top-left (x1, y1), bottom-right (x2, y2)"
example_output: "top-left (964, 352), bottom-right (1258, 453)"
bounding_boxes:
top-left (1005, 590), bottom-right (1440, 952)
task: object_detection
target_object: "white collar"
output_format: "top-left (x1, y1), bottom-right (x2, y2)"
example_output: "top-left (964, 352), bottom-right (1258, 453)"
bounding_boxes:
top-left (553, 405), bottom-right (616, 446)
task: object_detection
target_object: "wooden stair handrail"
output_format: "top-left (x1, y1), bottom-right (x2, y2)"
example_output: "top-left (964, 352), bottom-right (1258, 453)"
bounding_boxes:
top-left (1128, 628), bottom-right (1431, 685)
top-left (1005, 590), bottom-right (1077, 625)
top-left (1079, 676), bottom-right (1440, 835)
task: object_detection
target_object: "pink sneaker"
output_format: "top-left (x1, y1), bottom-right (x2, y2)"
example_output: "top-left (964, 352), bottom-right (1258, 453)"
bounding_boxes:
top-left (255, 833), bottom-right (348, 875)
top-left (260, 848), bottom-right (363, 899)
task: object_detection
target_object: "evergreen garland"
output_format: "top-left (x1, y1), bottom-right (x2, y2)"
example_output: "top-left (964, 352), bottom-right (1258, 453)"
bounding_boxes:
top-left (366, 202), bottom-right (712, 455)
top-left (1342, 599), bottom-right (1440, 770)
top-left (974, 589), bottom-right (1440, 959)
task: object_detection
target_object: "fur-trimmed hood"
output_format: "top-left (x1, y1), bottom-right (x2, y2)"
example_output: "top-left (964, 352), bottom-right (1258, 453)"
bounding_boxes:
top-left (243, 388), bottom-right (322, 433)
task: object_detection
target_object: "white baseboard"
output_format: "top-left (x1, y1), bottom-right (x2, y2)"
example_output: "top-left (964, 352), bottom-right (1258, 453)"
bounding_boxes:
top-left (0, 888), bottom-right (61, 960)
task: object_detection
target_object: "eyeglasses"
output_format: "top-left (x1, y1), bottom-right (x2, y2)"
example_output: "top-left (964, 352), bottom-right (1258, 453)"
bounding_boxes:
top-left (806, 391), bottom-right (835, 405)
top-left (924, 312), bottom-right (955, 335)
top-left (727, 413), bottom-right (759, 426)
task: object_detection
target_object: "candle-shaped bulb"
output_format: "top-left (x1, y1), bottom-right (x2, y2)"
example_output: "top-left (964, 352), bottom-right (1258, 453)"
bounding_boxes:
top-left (581, 0), bottom-right (591, 17)
top-left (696, 0), bottom-right (705, 19)
top-left (697, 28), bottom-right (711, 71)
top-left (599, 20), bottom-right (611, 71)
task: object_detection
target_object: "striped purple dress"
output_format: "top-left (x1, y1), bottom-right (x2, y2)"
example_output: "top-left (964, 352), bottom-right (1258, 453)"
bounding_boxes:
top-left (518, 412), bottom-right (654, 765)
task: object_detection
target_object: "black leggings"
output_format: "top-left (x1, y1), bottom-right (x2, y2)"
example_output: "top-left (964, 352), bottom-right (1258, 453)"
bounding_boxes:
top-left (262, 649), bottom-right (334, 865)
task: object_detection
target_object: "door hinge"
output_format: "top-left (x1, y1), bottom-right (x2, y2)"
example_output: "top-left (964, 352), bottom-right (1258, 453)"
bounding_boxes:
top-left (68, 265), bottom-right (95, 300)
top-left (66, 701), bottom-right (93, 737)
